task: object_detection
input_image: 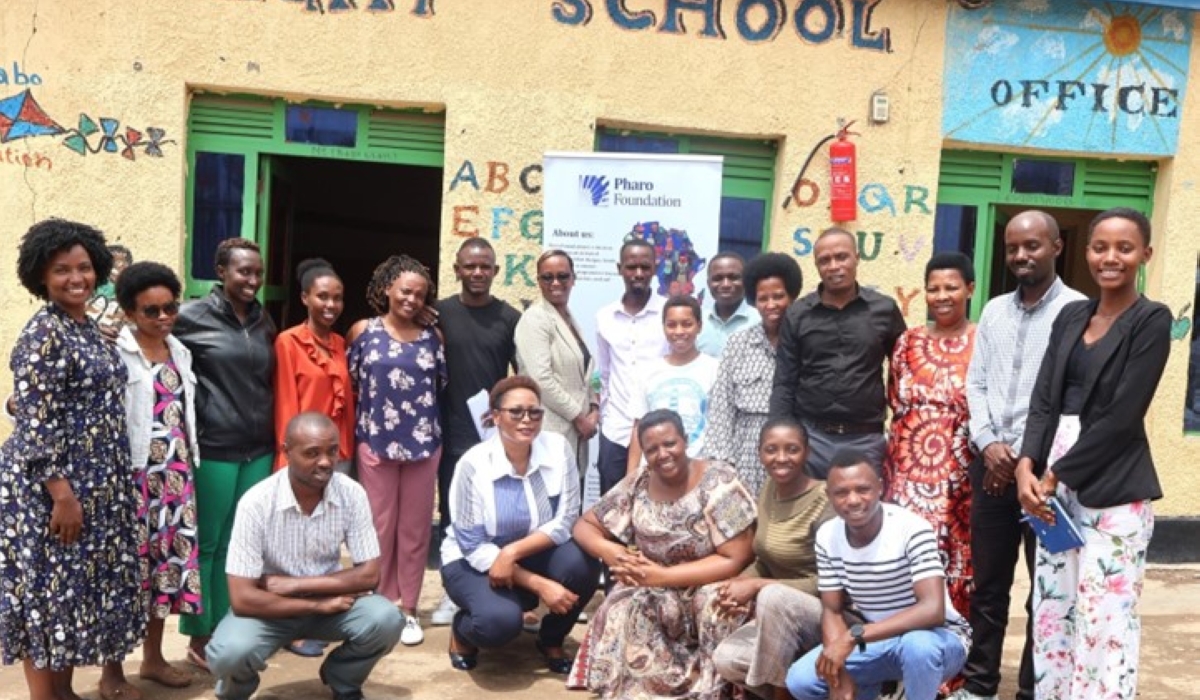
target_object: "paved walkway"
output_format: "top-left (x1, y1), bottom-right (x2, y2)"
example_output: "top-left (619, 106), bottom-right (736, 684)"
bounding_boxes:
top-left (0, 566), bottom-right (1196, 699)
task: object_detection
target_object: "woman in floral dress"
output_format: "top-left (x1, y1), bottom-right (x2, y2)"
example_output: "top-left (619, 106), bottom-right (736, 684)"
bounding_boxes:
top-left (0, 219), bottom-right (145, 700)
top-left (883, 251), bottom-right (976, 618)
top-left (103, 262), bottom-right (202, 692)
top-left (569, 409), bottom-right (756, 699)
top-left (347, 254), bottom-right (446, 647)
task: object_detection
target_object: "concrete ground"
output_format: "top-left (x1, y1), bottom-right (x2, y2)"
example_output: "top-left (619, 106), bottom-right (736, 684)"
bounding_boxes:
top-left (1, 566), bottom-right (1196, 699)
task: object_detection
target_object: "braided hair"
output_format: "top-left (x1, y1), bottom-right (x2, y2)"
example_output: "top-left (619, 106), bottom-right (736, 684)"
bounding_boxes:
top-left (365, 254), bottom-right (436, 315)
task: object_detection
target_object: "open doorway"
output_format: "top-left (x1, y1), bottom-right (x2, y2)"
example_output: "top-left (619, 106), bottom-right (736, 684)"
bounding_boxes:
top-left (262, 154), bottom-right (443, 331)
top-left (992, 205), bottom-right (1101, 300)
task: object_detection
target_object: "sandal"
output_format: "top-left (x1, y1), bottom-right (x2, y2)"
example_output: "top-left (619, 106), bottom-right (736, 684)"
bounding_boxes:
top-left (98, 680), bottom-right (144, 700)
top-left (286, 639), bottom-right (326, 657)
top-left (138, 663), bottom-right (193, 689)
top-left (185, 646), bottom-right (210, 674)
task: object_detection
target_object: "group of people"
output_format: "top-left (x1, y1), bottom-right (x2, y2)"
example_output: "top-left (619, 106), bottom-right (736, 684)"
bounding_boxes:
top-left (0, 203), bottom-right (1169, 700)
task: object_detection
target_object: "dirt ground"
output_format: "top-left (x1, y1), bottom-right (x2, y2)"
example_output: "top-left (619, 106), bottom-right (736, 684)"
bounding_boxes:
top-left (1, 566), bottom-right (1196, 699)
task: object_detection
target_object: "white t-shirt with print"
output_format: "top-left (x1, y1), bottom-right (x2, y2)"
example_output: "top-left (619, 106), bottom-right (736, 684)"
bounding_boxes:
top-left (629, 353), bottom-right (720, 457)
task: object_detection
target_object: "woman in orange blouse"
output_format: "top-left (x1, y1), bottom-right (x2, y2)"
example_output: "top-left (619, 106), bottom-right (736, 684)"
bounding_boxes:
top-left (273, 258), bottom-right (354, 473)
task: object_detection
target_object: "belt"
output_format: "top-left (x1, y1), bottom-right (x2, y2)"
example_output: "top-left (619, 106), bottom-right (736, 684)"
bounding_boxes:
top-left (810, 421), bottom-right (884, 436)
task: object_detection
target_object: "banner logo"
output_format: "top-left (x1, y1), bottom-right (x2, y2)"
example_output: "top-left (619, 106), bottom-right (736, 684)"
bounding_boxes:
top-left (580, 174), bottom-right (611, 206)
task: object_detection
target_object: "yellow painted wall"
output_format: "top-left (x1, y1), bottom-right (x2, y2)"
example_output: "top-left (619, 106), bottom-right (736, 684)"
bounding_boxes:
top-left (0, 0), bottom-right (1195, 516)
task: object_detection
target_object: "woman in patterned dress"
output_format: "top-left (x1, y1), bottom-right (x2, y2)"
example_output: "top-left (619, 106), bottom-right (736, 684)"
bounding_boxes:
top-left (883, 251), bottom-right (977, 618)
top-left (705, 252), bottom-right (803, 497)
top-left (347, 254), bottom-right (447, 647)
top-left (568, 409), bottom-right (756, 699)
top-left (101, 262), bottom-right (202, 691)
top-left (0, 219), bottom-right (145, 700)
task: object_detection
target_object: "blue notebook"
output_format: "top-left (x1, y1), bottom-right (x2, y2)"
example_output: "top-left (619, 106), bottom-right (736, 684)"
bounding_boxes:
top-left (1025, 497), bottom-right (1085, 554)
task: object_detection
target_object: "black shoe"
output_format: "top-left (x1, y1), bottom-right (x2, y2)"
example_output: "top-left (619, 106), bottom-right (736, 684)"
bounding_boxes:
top-left (534, 639), bottom-right (573, 675)
top-left (448, 630), bottom-right (478, 671)
top-left (331, 691), bottom-right (364, 700)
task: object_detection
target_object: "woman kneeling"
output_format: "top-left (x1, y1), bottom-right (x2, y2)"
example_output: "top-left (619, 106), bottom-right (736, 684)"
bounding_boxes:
top-left (439, 376), bottom-right (601, 673)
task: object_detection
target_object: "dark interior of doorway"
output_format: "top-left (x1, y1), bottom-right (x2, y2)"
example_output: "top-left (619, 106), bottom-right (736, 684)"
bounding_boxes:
top-left (993, 205), bottom-right (1101, 301)
top-left (265, 155), bottom-right (443, 332)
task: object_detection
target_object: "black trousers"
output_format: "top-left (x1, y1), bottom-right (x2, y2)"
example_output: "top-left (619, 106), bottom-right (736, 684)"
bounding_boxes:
top-left (437, 447), bottom-right (468, 537)
top-left (597, 433), bottom-right (629, 496)
top-left (963, 455), bottom-right (1035, 700)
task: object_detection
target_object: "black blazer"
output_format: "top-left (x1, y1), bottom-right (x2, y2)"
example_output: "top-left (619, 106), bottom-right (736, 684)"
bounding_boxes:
top-left (1020, 296), bottom-right (1171, 509)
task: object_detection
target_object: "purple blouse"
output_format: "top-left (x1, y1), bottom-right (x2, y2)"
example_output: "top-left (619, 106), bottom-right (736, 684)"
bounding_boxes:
top-left (348, 318), bottom-right (448, 462)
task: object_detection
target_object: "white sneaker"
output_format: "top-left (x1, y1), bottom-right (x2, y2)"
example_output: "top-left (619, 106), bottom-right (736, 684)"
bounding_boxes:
top-left (400, 614), bottom-right (424, 646)
top-left (946, 689), bottom-right (996, 700)
top-left (430, 595), bottom-right (458, 626)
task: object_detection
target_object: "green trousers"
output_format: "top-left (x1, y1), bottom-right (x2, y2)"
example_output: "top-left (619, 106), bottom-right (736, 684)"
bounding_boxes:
top-left (179, 453), bottom-right (272, 638)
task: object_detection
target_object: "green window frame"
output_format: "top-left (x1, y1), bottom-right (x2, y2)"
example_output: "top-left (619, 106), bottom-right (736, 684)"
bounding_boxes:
top-left (595, 128), bottom-right (778, 260)
top-left (184, 93), bottom-right (445, 300)
top-left (935, 149), bottom-right (1156, 318)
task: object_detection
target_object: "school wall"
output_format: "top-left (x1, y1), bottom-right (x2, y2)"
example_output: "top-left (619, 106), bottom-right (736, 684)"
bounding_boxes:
top-left (1, 1), bottom-right (1197, 528)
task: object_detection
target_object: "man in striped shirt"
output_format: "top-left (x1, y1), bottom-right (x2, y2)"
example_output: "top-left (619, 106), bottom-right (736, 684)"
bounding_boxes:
top-left (206, 413), bottom-right (403, 700)
top-left (786, 451), bottom-right (969, 700)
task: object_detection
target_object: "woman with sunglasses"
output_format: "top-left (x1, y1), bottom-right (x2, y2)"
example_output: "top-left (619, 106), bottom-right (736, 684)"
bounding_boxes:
top-left (439, 376), bottom-right (601, 673)
top-left (514, 250), bottom-right (598, 473)
top-left (103, 262), bottom-right (202, 691)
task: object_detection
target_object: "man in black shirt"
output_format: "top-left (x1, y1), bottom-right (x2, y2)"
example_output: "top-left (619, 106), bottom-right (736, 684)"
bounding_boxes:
top-left (769, 228), bottom-right (905, 479)
top-left (431, 238), bottom-right (521, 624)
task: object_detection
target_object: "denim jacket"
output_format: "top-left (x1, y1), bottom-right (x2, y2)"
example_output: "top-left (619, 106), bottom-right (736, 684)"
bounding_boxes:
top-left (117, 326), bottom-right (201, 470)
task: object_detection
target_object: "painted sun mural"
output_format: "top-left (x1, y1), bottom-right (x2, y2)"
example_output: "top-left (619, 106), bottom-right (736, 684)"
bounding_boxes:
top-left (942, 0), bottom-right (1192, 156)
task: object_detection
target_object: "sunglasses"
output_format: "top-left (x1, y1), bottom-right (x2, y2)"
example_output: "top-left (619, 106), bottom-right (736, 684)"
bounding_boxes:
top-left (497, 407), bottom-right (546, 421)
top-left (538, 272), bottom-right (572, 284)
top-left (140, 302), bottom-right (180, 318)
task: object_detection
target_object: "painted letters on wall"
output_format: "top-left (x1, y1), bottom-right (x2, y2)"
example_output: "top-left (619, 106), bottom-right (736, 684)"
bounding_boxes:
top-left (942, 1), bottom-right (1191, 156)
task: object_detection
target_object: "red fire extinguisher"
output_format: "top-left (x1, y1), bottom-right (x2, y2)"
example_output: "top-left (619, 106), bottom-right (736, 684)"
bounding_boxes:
top-left (829, 122), bottom-right (858, 223)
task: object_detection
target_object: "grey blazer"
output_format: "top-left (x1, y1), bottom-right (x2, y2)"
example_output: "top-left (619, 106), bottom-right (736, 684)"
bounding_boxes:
top-left (514, 298), bottom-right (596, 468)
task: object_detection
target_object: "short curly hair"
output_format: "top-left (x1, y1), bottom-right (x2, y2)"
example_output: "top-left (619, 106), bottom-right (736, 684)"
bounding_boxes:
top-left (17, 219), bottom-right (113, 300)
top-left (215, 237), bottom-right (261, 270)
top-left (365, 254), bottom-right (436, 315)
top-left (743, 252), bottom-right (803, 305)
top-left (115, 261), bottom-right (182, 313)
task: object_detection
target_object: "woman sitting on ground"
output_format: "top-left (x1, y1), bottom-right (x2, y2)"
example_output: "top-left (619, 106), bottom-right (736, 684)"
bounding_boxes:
top-left (569, 408), bottom-right (756, 699)
top-left (439, 375), bottom-right (601, 673)
top-left (712, 418), bottom-right (834, 700)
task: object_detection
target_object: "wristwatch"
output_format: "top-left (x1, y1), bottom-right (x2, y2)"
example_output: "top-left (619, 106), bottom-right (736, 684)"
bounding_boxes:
top-left (848, 623), bottom-right (867, 652)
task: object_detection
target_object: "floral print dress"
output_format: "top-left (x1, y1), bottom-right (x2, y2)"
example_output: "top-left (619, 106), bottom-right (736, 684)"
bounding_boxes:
top-left (883, 326), bottom-right (976, 618)
top-left (136, 359), bottom-right (202, 618)
top-left (0, 305), bottom-right (145, 669)
top-left (568, 461), bottom-right (756, 699)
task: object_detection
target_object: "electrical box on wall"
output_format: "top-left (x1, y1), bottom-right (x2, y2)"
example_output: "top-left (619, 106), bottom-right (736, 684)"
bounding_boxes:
top-left (870, 91), bottom-right (889, 124)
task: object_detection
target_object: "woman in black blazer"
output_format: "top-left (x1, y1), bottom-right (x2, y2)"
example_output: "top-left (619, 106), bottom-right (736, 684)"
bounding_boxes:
top-left (1015, 207), bottom-right (1170, 700)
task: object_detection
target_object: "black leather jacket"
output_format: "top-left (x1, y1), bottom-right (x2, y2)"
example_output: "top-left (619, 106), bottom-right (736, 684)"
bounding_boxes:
top-left (174, 287), bottom-right (276, 462)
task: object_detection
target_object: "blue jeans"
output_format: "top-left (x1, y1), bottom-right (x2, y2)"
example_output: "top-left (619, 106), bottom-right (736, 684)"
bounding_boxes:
top-left (786, 628), bottom-right (966, 700)
top-left (206, 594), bottom-right (403, 700)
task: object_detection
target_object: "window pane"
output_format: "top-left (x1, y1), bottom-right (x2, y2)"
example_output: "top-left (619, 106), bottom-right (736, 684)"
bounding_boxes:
top-left (1186, 258), bottom-right (1200, 432)
top-left (1012, 159), bottom-right (1075, 195)
top-left (718, 196), bottom-right (765, 261)
top-left (191, 152), bottom-right (245, 280)
top-left (933, 204), bottom-right (977, 259)
top-left (285, 105), bottom-right (358, 147)
top-left (597, 133), bottom-right (680, 154)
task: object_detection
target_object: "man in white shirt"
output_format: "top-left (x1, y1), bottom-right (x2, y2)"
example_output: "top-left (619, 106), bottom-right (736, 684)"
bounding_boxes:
top-left (697, 252), bottom-right (760, 358)
top-left (595, 237), bottom-right (667, 493)
top-left (206, 413), bottom-right (403, 700)
top-left (786, 451), bottom-right (968, 700)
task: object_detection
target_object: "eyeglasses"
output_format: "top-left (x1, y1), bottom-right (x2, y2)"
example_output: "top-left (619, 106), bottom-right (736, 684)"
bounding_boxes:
top-left (497, 406), bottom-right (546, 421)
top-left (140, 302), bottom-right (180, 318)
top-left (538, 272), bottom-right (572, 284)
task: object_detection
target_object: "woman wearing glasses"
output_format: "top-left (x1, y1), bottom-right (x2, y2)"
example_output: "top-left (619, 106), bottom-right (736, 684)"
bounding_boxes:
top-left (514, 250), bottom-right (598, 472)
top-left (439, 376), bottom-right (601, 673)
top-left (107, 262), bottom-right (202, 690)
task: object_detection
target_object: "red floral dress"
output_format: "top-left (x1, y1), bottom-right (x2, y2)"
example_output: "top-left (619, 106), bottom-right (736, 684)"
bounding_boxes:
top-left (884, 326), bottom-right (976, 618)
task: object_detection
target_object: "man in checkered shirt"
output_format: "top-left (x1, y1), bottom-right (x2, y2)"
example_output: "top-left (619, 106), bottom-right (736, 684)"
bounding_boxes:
top-left (206, 413), bottom-right (403, 700)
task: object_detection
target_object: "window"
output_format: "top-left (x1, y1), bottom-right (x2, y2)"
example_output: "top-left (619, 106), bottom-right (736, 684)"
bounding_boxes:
top-left (1011, 159), bottom-right (1075, 195)
top-left (285, 105), bottom-right (358, 147)
top-left (597, 129), bottom-right (777, 262)
top-left (190, 152), bottom-right (245, 280)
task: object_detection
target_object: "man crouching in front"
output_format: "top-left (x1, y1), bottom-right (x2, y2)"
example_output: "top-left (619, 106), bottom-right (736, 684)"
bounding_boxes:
top-left (207, 412), bottom-right (403, 700)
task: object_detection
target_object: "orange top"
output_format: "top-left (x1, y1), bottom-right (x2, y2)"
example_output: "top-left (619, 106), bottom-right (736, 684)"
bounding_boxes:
top-left (273, 323), bottom-right (355, 469)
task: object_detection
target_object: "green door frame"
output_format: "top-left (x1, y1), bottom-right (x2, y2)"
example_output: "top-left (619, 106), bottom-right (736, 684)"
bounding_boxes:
top-left (937, 150), bottom-right (1156, 318)
top-left (184, 94), bottom-right (445, 299)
